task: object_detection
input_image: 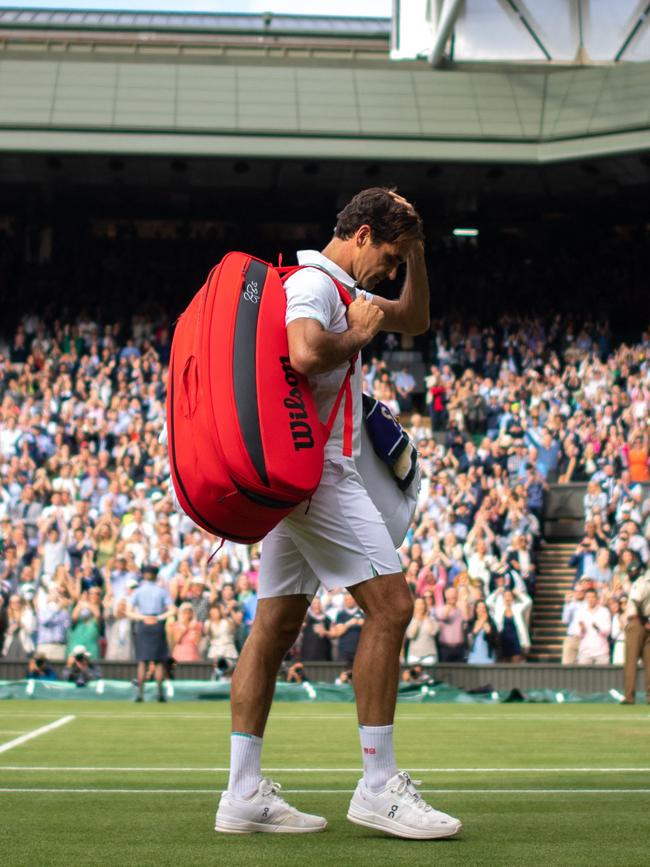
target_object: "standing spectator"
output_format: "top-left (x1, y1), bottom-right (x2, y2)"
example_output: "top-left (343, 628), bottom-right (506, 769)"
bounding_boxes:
top-left (66, 592), bottom-right (101, 661)
top-left (434, 587), bottom-right (468, 662)
top-left (128, 564), bottom-right (175, 702)
top-left (627, 433), bottom-right (649, 483)
top-left (35, 589), bottom-right (70, 661)
top-left (300, 597), bottom-right (333, 662)
top-left (203, 603), bottom-right (239, 664)
top-left (172, 602), bottom-right (203, 663)
top-left (331, 593), bottom-right (365, 666)
top-left (404, 598), bottom-right (439, 665)
top-left (394, 365), bottom-right (416, 413)
top-left (1, 595), bottom-right (35, 659)
top-left (622, 570), bottom-right (650, 704)
top-left (426, 371), bottom-right (447, 431)
top-left (576, 588), bottom-right (612, 665)
top-left (487, 588), bottom-right (531, 663)
top-left (467, 600), bottom-right (498, 664)
top-left (104, 597), bottom-right (135, 661)
top-left (561, 584), bottom-right (587, 664)
top-left (609, 599), bottom-right (626, 665)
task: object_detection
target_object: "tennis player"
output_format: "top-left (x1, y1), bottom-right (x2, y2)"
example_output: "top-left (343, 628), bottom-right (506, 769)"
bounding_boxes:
top-left (216, 188), bottom-right (462, 839)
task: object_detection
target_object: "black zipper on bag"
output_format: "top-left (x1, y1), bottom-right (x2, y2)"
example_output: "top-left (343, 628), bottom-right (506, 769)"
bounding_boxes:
top-left (234, 480), bottom-right (301, 510)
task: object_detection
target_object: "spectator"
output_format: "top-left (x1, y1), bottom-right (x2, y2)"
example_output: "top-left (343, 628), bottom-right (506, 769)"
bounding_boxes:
top-left (467, 599), bottom-right (498, 664)
top-left (487, 588), bottom-right (531, 663)
top-left (35, 588), bottom-right (70, 661)
top-left (203, 602), bottom-right (239, 665)
top-left (171, 602), bottom-right (202, 663)
top-left (300, 597), bottom-right (333, 662)
top-left (434, 587), bottom-right (468, 662)
top-left (1, 594), bottom-right (35, 659)
top-left (331, 593), bottom-right (365, 665)
top-left (404, 597), bottom-right (439, 665)
top-left (66, 591), bottom-right (101, 661)
top-left (561, 584), bottom-right (588, 664)
top-left (104, 597), bottom-right (135, 661)
top-left (576, 588), bottom-right (612, 665)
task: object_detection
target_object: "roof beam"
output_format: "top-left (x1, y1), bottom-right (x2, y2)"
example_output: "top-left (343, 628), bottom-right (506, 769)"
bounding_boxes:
top-left (429, 0), bottom-right (463, 68)
top-left (502, 0), bottom-right (552, 61)
top-left (615, 2), bottom-right (650, 62)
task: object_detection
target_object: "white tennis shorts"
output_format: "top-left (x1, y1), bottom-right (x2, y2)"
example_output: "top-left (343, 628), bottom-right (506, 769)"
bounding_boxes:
top-left (258, 459), bottom-right (403, 599)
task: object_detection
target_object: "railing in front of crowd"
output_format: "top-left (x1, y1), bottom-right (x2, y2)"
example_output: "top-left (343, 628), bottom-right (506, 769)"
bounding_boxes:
top-left (0, 660), bottom-right (642, 694)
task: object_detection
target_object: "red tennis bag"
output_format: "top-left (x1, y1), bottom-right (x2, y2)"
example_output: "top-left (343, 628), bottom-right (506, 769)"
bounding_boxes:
top-left (166, 251), bottom-right (353, 544)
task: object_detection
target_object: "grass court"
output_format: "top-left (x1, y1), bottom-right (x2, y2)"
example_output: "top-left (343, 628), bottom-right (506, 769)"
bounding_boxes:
top-left (0, 701), bottom-right (648, 866)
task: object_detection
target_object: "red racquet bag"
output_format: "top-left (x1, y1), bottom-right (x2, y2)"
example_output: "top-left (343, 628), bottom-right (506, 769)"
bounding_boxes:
top-left (166, 251), bottom-right (353, 544)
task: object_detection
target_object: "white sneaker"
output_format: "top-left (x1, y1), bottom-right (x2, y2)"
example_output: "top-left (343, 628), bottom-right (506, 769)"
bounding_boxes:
top-left (215, 778), bottom-right (327, 834)
top-left (347, 771), bottom-right (462, 840)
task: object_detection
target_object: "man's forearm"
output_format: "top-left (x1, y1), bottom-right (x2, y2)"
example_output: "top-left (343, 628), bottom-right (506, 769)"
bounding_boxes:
top-left (290, 325), bottom-right (368, 376)
top-left (376, 245), bottom-right (430, 335)
top-left (400, 246), bottom-right (430, 334)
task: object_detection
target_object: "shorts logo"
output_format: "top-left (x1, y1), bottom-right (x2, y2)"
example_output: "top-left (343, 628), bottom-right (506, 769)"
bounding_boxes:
top-left (280, 356), bottom-right (314, 451)
top-left (243, 280), bottom-right (260, 304)
top-left (363, 747), bottom-right (376, 755)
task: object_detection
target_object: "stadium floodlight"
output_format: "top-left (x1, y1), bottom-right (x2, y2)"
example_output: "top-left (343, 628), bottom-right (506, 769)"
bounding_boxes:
top-left (452, 228), bottom-right (479, 237)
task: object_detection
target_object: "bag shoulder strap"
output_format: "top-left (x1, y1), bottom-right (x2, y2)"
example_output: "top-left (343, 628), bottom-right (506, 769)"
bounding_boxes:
top-left (276, 262), bottom-right (356, 456)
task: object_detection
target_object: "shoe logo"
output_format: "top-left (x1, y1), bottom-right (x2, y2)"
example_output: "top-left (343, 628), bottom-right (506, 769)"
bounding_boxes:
top-left (388, 804), bottom-right (399, 819)
top-left (243, 281), bottom-right (260, 304)
top-left (262, 807), bottom-right (270, 820)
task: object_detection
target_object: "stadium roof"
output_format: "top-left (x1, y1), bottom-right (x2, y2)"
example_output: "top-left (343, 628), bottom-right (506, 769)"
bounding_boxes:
top-left (0, 6), bottom-right (390, 38)
top-left (0, 6), bottom-right (649, 165)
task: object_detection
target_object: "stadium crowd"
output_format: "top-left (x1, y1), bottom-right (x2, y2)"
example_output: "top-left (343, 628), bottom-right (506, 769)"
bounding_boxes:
top-left (0, 303), bottom-right (648, 675)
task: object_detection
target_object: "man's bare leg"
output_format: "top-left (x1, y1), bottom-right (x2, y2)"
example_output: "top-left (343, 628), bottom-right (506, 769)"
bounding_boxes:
top-left (349, 573), bottom-right (413, 792)
top-left (231, 595), bottom-right (309, 735)
top-left (350, 573), bottom-right (413, 724)
top-left (226, 595), bottom-right (308, 799)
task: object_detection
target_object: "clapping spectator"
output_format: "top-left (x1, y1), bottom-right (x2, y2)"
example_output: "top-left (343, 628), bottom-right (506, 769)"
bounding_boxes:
top-left (467, 600), bottom-right (498, 664)
top-left (404, 597), bottom-right (439, 665)
top-left (487, 587), bottom-right (531, 663)
top-left (576, 588), bottom-right (612, 665)
top-left (171, 602), bottom-right (202, 663)
top-left (1, 594), bottom-right (35, 659)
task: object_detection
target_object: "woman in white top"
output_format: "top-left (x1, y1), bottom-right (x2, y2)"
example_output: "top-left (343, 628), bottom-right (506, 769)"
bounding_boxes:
top-left (104, 597), bottom-right (135, 660)
top-left (405, 597), bottom-right (439, 665)
top-left (2, 595), bottom-right (36, 659)
top-left (204, 603), bottom-right (238, 662)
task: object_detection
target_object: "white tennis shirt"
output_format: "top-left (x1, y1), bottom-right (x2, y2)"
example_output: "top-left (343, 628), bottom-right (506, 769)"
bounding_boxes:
top-left (283, 250), bottom-right (373, 463)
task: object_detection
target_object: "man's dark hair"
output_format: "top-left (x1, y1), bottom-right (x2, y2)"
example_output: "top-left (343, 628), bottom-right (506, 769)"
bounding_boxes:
top-left (334, 187), bottom-right (423, 244)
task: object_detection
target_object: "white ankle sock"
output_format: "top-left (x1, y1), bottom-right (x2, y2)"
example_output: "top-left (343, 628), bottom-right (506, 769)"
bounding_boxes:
top-left (228, 732), bottom-right (263, 799)
top-left (359, 724), bottom-right (398, 793)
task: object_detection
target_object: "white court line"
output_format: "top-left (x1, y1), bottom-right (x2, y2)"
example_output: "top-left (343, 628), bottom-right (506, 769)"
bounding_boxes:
top-left (2, 766), bottom-right (649, 773)
top-left (0, 716), bottom-right (75, 755)
top-left (0, 787), bottom-right (649, 795)
top-left (0, 712), bottom-right (646, 721)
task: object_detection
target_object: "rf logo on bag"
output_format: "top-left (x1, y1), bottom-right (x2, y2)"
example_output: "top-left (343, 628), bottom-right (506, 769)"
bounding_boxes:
top-left (243, 280), bottom-right (260, 304)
